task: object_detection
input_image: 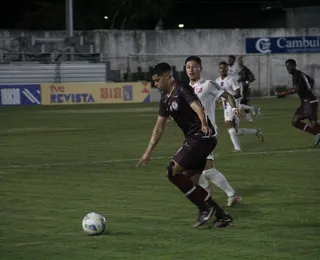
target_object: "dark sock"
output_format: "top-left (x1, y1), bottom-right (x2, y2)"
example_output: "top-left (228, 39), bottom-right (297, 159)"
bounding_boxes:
top-left (312, 123), bottom-right (320, 133)
top-left (205, 197), bottom-right (229, 219)
top-left (293, 121), bottom-right (317, 135)
top-left (169, 174), bottom-right (208, 211)
top-left (197, 184), bottom-right (228, 218)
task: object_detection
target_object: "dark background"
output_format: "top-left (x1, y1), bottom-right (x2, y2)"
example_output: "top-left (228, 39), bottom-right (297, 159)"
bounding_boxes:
top-left (0, 0), bottom-right (319, 30)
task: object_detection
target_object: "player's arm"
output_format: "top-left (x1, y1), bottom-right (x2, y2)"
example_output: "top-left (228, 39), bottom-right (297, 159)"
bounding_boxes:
top-left (232, 79), bottom-right (241, 99)
top-left (209, 81), bottom-right (240, 116)
top-left (137, 99), bottom-right (168, 166)
top-left (190, 101), bottom-right (208, 126)
top-left (145, 115), bottom-right (167, 154)
top-left (278, 88), bottom-right (296, 97)
top-left (220, 91), bottom-right (237, 109)
top-left (189, 101), bottom-right (213, 136)
top-left (303, 73), bottom-right (315, 88)
top-left (137, 115), bottom-right (167, 167)
top-left (181, 85), bottom-right (212, 135)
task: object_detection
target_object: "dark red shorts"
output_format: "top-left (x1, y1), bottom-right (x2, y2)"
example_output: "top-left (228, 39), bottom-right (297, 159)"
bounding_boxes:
top-left (294, 100), bottom-right (318, 121)
top-left (173, 135), bottom-right (217, 172)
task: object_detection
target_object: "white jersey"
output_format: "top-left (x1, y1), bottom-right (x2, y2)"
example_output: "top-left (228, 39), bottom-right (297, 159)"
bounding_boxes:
top-left (216, 76), bottom-right (240, 99)
top-left (228, 63), bottom-right (240, 81)
top-left (190, 78), bottom-right (224, 134)
top-left (216, 76), bottom-right (241, 123)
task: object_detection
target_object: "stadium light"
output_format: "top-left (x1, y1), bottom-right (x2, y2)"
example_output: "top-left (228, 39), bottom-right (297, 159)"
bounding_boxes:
top-left (178, 24), bottom-right (184, 28)
top-left (104, 16), bottom-right (109, 20)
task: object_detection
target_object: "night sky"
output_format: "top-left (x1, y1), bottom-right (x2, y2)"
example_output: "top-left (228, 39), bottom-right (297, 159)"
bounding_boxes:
top-left (0, 0), bottom-right (319, 30)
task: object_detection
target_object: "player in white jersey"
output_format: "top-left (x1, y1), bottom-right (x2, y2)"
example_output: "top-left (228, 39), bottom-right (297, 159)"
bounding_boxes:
top-left (216, 61), bottom-right (264, 152)
top-left (227, 55), bottom-right (240, 80)
top-left (185, 56), bottom-right (242, 207)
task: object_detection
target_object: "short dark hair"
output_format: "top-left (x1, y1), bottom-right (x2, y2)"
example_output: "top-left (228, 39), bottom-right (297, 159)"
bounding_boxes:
top-left (228, 55), bottom-right (236, 60)
top-left (219, 61), bottom-right (228, 67)
top-left (152, 62), bottom-right (172, 76)
top-left (185, 56), bottom-right (202, 66)
top-left (285, 59), bottom-right (296, 66)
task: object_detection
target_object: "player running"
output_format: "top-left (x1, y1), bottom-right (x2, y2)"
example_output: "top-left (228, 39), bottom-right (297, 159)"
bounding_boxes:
top-left (137, 62), bottom-right (233, 228)
top-left (185, 56), bottom-right (242, 207)
top-left (277, 59), bottom-right (320, 146)
top-left (237, 56), bottom-right (261, 121)
top-left (216, 61), bottom-right (264, 152)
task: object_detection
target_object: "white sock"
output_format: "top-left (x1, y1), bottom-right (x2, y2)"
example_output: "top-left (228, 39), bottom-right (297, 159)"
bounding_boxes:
top-left (246, 113), bottom-right (252, 121)
top-left (228, 128), bottom-right (241, 150)
top-left (238, 128), bottom-right (257, 135)
top-left (203, 168), bottom-right (235, 197)
top-left (240, 104), bottom-right (253, 110)
top-left (198, 172), bottom-right (212, 194)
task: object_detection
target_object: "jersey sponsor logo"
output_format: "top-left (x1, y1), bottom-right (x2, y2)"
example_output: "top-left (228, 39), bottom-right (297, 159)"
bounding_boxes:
top-left (170, 101), bottom-right (178, 111)
top-left (195, 86), bottom-right (202, 93)
top-left (199, 80), bottom-right (206, 84)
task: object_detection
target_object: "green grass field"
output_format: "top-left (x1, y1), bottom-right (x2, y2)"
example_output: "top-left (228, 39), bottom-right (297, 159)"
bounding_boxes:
top-left (0, 98), bottom-right (319, 260)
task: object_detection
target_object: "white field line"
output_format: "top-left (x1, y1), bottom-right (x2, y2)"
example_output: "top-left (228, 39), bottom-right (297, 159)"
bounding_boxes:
top-left (1, 148), bottom-right (319, 170)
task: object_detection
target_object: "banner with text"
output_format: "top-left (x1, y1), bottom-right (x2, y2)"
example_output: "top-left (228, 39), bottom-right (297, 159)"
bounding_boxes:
top-left (245, 36), bottom-right (320, 54)
top-left (0, 84), bottom-right (41, 106)
top-left (41, 82), bottom-right (151, 105)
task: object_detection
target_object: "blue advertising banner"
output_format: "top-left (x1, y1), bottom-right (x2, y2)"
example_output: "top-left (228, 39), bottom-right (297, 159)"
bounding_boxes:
top-left (0, 84), bottom-right (41, 106)
top-left (245, 36), bottom-right (320, 54)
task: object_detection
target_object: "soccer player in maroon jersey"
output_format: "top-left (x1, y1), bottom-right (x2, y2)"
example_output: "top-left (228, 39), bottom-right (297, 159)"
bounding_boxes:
top-left (137, 62), bottom-right (239, 228)
top-left (278, 59), bottom-right (320, 146)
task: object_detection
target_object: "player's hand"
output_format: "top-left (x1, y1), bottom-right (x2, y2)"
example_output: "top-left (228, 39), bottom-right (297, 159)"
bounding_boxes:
top-left (275, 92), bottom-right (285, 98)
top-left (136, 152), bottom-right (151, 167)
top-left (201, 124), bottom-right (213, 137)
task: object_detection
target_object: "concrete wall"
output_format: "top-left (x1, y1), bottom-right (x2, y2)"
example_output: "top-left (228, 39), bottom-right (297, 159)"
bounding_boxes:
top-left (1, 28), bottom-right (320, 95)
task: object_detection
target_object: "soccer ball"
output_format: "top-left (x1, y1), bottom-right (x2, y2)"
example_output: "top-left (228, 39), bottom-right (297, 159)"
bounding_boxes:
top-left (82, 212), bottom-right (107, 236)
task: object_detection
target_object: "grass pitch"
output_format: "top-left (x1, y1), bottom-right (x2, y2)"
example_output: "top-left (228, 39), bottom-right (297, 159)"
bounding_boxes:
top-left (0, 98), bottom-right (319, 260)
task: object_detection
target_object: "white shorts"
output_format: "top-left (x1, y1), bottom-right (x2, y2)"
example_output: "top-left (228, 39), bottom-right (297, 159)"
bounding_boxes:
top-left (223, 101), bottom-right (240, 126)
top-left (206, 152), bottom-right (214, 161)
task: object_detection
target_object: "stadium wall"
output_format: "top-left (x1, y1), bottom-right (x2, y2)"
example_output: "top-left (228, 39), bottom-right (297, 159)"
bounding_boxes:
top-left (0, 28), bottom-right (320, 96)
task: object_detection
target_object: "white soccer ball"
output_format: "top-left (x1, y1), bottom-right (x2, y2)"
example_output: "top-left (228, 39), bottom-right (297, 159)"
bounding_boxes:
top-left (82, 212), bottom-right (107, 236)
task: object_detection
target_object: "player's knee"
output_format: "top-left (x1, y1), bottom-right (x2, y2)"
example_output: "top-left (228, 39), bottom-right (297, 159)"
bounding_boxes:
top-left (166, 161), bottom-right (176, 180)
top-left (291, 117), bottom-right (299, 127)
top-left (225, 121), bottom-right (232, 129)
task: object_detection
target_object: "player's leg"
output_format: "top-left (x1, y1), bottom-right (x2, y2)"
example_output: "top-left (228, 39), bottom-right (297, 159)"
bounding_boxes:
top-left (169, 142), bottom-right (219, 227)
top-left (291, 104), bottom-right (318, 135)
top-left (240, 86), bottom-right (260, 120)
top-left (306, 102), bottom-right (320, 146)
top-left (175, 137), bottom-right (232, 228)
top-left (166, 160), bottom-right (210, 213)
top-left (237, 127), bottom-right (264, 142)
top-left (186, 168), bottom-right (233, 228)
top-left (232, 114), bottom-right (264, 143)
top-left (200, 155), bottom-right (242, 206)
top-left (224, 105), bottom-right (242, 151)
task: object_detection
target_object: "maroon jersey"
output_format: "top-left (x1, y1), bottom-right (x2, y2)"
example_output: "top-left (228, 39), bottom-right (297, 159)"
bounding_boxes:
top-left (158, 84), bottom-right (214, 138)
top-left (292, 70), bottom-right (317, 101)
